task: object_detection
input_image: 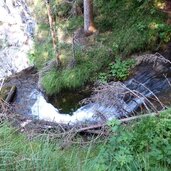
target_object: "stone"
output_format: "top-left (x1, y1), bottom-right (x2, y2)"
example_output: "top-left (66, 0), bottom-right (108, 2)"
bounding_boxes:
top-left (0, 0), bottom-right (36, 79)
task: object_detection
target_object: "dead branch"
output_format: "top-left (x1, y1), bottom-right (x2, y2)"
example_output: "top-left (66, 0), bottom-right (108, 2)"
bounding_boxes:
top-left (76, 112), bottom-right (160, 133)
top-left (132, 79), bottom-right (165, 109)
top-left (5, 86), bottom-right (16, 103)
top-left (83, 129), bottom-right (109, 136)
top-left (82, 79), bottom-right (165, 118)
top-left (135, 52), bottom-right (171, 66)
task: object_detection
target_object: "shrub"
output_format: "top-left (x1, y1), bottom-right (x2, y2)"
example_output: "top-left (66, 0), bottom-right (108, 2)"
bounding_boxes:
top-left (98, 57), bottom-right (135, 83)
top-left (94, 109), bottom-right (171, 170)
top-left (109, 57), bottom-right (135, 80)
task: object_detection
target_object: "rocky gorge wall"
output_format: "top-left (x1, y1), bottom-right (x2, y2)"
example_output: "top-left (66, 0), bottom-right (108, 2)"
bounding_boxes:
top-left (0, 0), bottom-right (36, 79)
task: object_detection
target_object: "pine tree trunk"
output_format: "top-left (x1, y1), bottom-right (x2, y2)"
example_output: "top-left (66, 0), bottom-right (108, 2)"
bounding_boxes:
top-left (83, 0), bottom-right (96, 35)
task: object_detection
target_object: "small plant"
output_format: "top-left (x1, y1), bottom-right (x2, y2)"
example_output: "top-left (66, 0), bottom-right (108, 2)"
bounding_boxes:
top-left (107, 119), bottom-right (121, 132)
top-left (109, 57), bottom-right (135, 80)
top-left (98, 72), bottom-right (108, 83)
top-left (112, 42), bottom-right (119, 52)
top-left (137, 22), bottom-right (147, 32)
top-left (98, 57), bottom-right (135, 83)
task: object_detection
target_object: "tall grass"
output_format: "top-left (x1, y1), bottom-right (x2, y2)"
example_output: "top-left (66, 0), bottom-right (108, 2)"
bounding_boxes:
top-left (1, 108), bottom-right (171, 170)
top-left (0, 122), bottom-right (101, 171)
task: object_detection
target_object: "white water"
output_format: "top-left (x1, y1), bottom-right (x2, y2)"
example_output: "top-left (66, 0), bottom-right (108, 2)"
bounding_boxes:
top-left (31, 91), bottom-right (97, 124)
top-left (31, 90), bottom-right (146, 125)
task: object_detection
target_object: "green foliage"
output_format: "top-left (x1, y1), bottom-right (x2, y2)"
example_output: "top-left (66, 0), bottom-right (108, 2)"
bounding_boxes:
top-left (98, 57), bottom-right (135, 83)
top-left (31, 0), bottom-right (170, 95)
top-left (29, 23), bottom-right (55, 69)
top-left (94, 109), bottom-right (171, 170)
top-left (1, 110), bottom-right (171, 170)
top-left (54, 1), bottom-right (71, 18)
top-left (0, 122), bottom-right (101, 171)
top-left (109, 57), bottom-right (135, 80)
top-left (94, 0), bottom-right (170, 55)
top-left (98, 72), bottom-right (108, 84)
top-left (158, 24), bottom-right (171, 43)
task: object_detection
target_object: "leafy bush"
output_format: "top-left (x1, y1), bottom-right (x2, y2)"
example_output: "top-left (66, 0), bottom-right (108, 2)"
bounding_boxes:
top-left (109, 57), bottom-right (135, 80)
top-left (98, 57), bottom-right (135, 83)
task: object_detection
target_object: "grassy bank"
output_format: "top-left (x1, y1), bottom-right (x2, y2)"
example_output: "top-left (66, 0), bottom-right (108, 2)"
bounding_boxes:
top-left (0, 122), bottom-right (100, 171)
top-left (1, 108), bottom-right (171, 170)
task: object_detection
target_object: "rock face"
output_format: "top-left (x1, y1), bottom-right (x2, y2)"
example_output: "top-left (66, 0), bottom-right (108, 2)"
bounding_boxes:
top-left (0, 0), bottom-right (36, 79)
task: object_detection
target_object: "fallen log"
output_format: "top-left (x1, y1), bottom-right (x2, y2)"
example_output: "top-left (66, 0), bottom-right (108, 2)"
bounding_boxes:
top-left (76, 112), bottom-right (160, 133)
top-left (59, 112), bottom-right (160, 149)
top-left (5, 86), bottom-right (17, 103)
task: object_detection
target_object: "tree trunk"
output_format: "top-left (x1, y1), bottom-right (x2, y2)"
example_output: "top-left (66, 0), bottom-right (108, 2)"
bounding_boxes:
top-left (163, 0), bottom-right (171, 25)
top-left (83, 0), bottom-right (96, 35)
top-left (45, 0), bottom-right (61, 66)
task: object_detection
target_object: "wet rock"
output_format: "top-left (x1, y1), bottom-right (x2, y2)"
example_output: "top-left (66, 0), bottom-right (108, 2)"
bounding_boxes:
top-left (3, 66), bottom-right (38, 115)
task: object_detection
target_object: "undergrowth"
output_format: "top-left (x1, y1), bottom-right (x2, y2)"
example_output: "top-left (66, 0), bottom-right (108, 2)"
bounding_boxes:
top-left (92, 109), bottom-right (171, 171)
top-left (99, 57), bottom-right (135, 83)
top-left (31, 0), bottom-right (171, 94)
top-left (1, 108), bottom-right (171, 170)
top-left (94, 0), bottom-right (171, 55)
